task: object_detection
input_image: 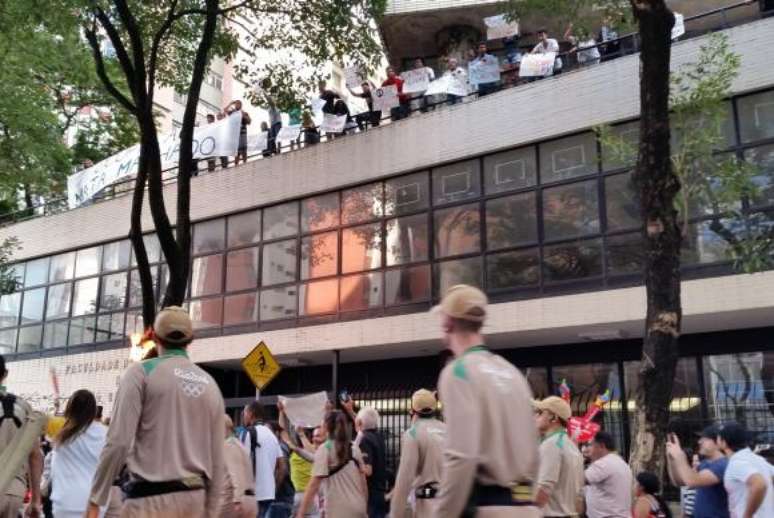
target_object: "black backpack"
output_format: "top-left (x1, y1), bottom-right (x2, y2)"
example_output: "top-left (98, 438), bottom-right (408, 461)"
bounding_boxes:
top-left (0, 393), bottom-right (22, 428)
top-left (245, 426), bottom-right (261, 474)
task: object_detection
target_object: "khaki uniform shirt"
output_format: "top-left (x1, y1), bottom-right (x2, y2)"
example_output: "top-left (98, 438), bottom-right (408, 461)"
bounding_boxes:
top-left (537, 429), bottom-right (584, 517)
top-left (390, 417), bottom-right (447, 518)
top-left (222, 436), bottom-right (254, 505)
top-left (0, 386), bottom-right (30, 498)
top-left (89, 349), bottom-right (225, 516)
top-left (434, 346), bottom-right (539, 518)
top-left (312, 440), bottom-right (367, 518)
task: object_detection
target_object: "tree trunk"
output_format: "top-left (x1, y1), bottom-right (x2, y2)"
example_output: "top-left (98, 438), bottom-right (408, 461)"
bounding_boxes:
top-left (628, 0), bottom-right (681, 478)
top-left (129, 152), bottom-right (155, 327)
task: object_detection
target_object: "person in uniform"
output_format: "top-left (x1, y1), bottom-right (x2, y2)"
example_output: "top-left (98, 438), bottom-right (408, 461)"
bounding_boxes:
top-left (389, 389), bottom-right (447, 518)
top-left (431, 285), bottom-right (540, 518)
top-left (533, 396), bottom-right (584, 517)
top-left (0, 354), bottom-right (44, 518)
top-left (85, 306), bottom-right (225, 518)
top-left (221, 415), bottom-right (257, 518)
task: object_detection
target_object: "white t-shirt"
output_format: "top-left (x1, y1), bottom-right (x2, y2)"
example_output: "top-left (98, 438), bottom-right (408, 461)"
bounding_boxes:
top-left (724, 448), bottom-right (774, 518)
top-left (241, 424), bottom-right (282, 501)
top-left (51, 422), bottom-right (107, 515)
top-left (532, 38), bottom-right (563, 70)
top-left (584, 453), bottom-right (633, 518)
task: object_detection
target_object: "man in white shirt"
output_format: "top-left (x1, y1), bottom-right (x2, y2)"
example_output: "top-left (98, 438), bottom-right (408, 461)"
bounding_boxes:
top-left (532, 29), bottom-right (563, 75)
top-left (442, 58), bottom-right (467, 105)
top-left (469, 42), bottom-right (500, 97)
top-left (584, 431), bottom-right (632, 518)
top-left (410, 58), bottom-right (436, 112)
top-left (241, 401), bottom-right (283, 518)
top-left (718, 422), bottom-right (773, 518)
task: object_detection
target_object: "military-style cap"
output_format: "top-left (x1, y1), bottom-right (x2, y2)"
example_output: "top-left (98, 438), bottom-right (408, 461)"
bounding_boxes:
top-left (432, 284), bottom-right (488, 322)
top-left (534, 396), bottom-right (572, 421)
top-left (154, 306), bottom-right (193, 344)
top-left (411, 389), bottom-right (437, 414)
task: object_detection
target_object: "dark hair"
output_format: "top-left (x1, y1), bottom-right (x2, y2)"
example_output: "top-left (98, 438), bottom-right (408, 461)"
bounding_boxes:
top-left (325, 410), bottom-right (351, 463)
top-left (96, 405), bottom-right (103, 420)
top-left (267, 420), bottom-right (282, 435)
top-left (592, 431), bottom-right (616, 450)
top-left (0, 354), bottom-right (6, 378)
top-left (637, 472), bottom-right (673, 518)
top-left (450, 316), bottom-right (484, 333)
top-left (247, 401), bottom-right (264, 421)
top-left (57, 389), bottom-right (97, 445)
top-left (478, 41), bottom-right (487, 47)
top-left (719, 422), bottom-right (749, 451)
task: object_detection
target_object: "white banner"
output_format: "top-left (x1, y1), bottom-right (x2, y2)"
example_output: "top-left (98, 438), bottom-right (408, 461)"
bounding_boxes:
top-left (468, 57), bottom-right (500, 86)
top-left (278, 391), bottom-right (328, 428)
top-left (401, 69), bottom-right (430, 94)
top-left (425, 74), bottom-right (469, 98)
top-left (321, 113), bottom-right (347, 134)
top-left (277, 125), bottom-right (301, 142)
top-left (519, 52), bottom-right (557, 77)
top-left (67, 112), bottom-right (242, 208)
top-left (245, 131), bottom-right (268, 153)
top-left (672, 12), bottom-right (685, 40)
top-left (372, 85), bottom-right (400, 112)
top-left (311, 97), bottom-right (326, 115)
top-left (344, 66), bottom-right (365, 89)
top-left (484, 14), bottom-right (519, 40)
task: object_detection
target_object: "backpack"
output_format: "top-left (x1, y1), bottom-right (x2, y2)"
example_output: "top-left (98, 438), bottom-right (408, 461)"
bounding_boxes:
top-left (0, 393), bottom-right (22, 428)
top-left (245, 426), bottom-right (261, 474)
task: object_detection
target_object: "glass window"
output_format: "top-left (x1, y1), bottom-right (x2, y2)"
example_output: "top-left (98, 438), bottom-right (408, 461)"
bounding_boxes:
top-left (68, 316), bottom-right (96, 346)
top-left (605, 172), bottom-right (640, 231)
top-left (260, 286), bottom-right (297, 320)
top-left (17, 325), bottom-right (42, 353)
top-left (484, 147), bottom-right (537, 194)
top-left (21, 288), bottom-right (46, 323)
top-left (0, 292), bottom-right (21, 327)
top-left (385, 214), bottom-right (429, 266)
top-left (126, 311), bottom-right (145, 336)
top-left (540, 132), bottom-right (598, 183)
top-left (738, 90), bottom-right (774, 143)
top-left (607, 233), bottom-right (645, 276)
top-left (226, 248), bottom-right (259, 292)
top-left (340, 272), bottom-right (382, 312)
top-left (432, 160), bottom-right (481, 205)
top-left (191, 254), bottom-right (224, 297)
top-left (103, 240), bottom-right (131, 271)
top-left (0, 329), bottom-right (16, 355)
top-left (682, 221), bottom-right (731, 266)
top-left (385, 172), bottom-right (429, 216)
top-left (132, 234), bottom-right (161, 265)
top-left (45, 283), bottom-right (72, 320)
top-left (43, 321), bottom-right (69, 349)
top-left (672, 101), bottom-right (735, 153)
top-left (543, 239), bottom-right (603, 282)
top-left (487, 249), bottom-right (540, 289)
top-left (299, 279), bottom-right (338, 316)
top-left (745, 144), bottom-right (774, 208)
top-left (49, 253), bottom-right (75, 283)
top-left (301, 232), bottom-right (338, 280)
top-left (224, 293), bottom-right (259, 326)
top-left (434, 203), bottom-right (481, 258)
top-left (601, 121), bottom-right (638, 172)
top-left (96, 313), bottom-right (125, 342)
top-left (24, 257), bottom-right (49, 287)
top-left (193, 219), bottom-right (225, 254)
top-left (72, 277), bottom-right (99, 316)
top-left (128, 268), bottom-right (160, 308)
top-left (435, 257), bottom-right (482, 295)
top-left (543, 180), bottom-right (600, 241)
top-left (7, 263), bottom-right (24, 291)
top-left (342, 224), bottom-right (382, 274)
top-left (342, 183), bottom-right (383, 224)
top-left (189, 298), bottom-right (223, 329)
top-left (385, 265), bottom-right (431, 305)
top-left (262, 240), bottom-right (297, 286)
top-left (302, 193), bottom-right (340, 233)
top-left (227, 210), bottom-right (261, 247)
top-left (264, 201), bottom-right (299, 240)
top-left (75, 247), bottom-right (102, 278)
top-left (100, 272), bottom-right (127, 312)
top-left (485, 193), bottom-right (537, 250)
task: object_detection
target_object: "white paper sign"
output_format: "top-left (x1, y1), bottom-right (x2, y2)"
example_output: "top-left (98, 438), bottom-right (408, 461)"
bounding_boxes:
top-left (311, 97), bottom-right (326, 114)
top-left (425, 74), bottom-right (469, 98)
top-left (344, 66), bottom-right (365, 89)
top-left (372, 85), bottom-right (400, 112)
top-left (519, 52), bottom-right (557, 77)
top-left (278, 392), bottom-right (328, 428)
top-left (67, 112), bottom-right (242, 208)
top-left (484, 14), bottom-right (519, 40)
top-left (321, 113), bottom-right (347, 133)
top-left (402, 69), bottom-right (430, 94)
top-left (277, 125), bottom-right (302, 142)
top-left (246, 131), bottom-right (268, 152)
top-left (468, 56), bottom-right (500, 86)
top-left (672, 12), bottom-right (685, 40)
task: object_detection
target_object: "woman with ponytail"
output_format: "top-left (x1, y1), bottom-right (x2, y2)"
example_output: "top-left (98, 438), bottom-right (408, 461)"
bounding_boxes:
top-left (294, 410), bottom-right (367, 518)
top-left (50, 389), bottom-right (107, 518)
top-left (633, 472), bottom-right (673, 518)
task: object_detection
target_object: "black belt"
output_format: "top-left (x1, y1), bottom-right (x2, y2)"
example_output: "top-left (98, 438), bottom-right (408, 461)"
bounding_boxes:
top-left (474, 483), bottom-right (535, 507)
top-left (123, 477), bottom-right (206, 499)
top-left (245, 489), bottom-right (255, 496)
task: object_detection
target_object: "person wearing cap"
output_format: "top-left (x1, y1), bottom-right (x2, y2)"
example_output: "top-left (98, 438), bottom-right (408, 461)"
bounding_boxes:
top-left (665, 426), bottom-right (730, 518)
top-left (85, 306), bottom-right (225, 518)
top-left (431, 284), bottom-right (540, 517)
top-left (389, 389), bottom-right (447, 518)
top-left (717, 422), bottom-right (774, 518)
top-left (533, 396), bottom-right (584, 517)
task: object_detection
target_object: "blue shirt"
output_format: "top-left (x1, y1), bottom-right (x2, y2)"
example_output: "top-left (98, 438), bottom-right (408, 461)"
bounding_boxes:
top-left (693, 457), bottom-right (730, 518)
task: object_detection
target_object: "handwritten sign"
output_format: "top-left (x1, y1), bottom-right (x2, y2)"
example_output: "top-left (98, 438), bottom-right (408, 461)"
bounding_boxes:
top-left (672, 12), bottom-right (685, 40)
top-left (468, 56), bottom-right (500, 86)
top-left (425, 74), bottom-right (469, 98)
top-left (402, 69), bottom-right (431, 94)
top-left (484, 14), bottom-right (519, 40)
top-left (277, 125), bottom-right (302, 142)
top-left (372, 85), bottom-right (400, 112)
top-left (321, 113), bottom-right (347, 134)
top-left (344, 66), bottom-right (365, 89)
top-left (519, 52), bottom-right (557, 77)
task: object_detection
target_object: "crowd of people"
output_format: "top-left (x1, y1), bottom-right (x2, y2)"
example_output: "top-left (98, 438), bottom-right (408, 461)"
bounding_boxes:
top-left (1, 287), bottom-right (772, 518)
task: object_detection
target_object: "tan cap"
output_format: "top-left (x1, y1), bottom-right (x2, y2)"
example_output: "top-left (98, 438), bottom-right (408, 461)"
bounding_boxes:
top-left (411, 389), bottom-right (437, 413)
top-left (534, 396), bottom-right (572, 421)
top-left (153, 306), bottom-right (193, 344)
top-left (432, 284), bottom-right (487, 322)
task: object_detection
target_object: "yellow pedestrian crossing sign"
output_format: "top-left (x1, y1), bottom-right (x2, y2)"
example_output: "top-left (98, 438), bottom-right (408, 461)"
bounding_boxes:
top-left (241, 341), bottom-right (281, 390)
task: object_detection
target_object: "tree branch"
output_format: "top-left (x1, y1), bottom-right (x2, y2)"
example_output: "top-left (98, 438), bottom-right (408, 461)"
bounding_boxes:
top-left (91, 8), bottom-right (137, 90)
top-left (83, 25), bottom-right (137, 115)
top-left (148, 0), bottom-right (180, 96)
top-left (111, 0), bottom-right (147, 89)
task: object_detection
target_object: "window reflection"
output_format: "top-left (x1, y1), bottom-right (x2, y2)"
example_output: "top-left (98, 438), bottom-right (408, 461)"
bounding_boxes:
top-left (340, 272), bottom-right (382, 311)
top-left (540, 133), bottom-right (597, 183)
top-left (745, 144), bottom-right (774, 208)
top-left (24, 258), bottom-right (49, 287)
top-left (543, 239), bottom-right (602, 282)
top-left (486, 193), bottom-right (537, 250)
top-left (18, 325), bottom-right (42, 353)
top-left (435, 257), bottom-right (482, 295)
top-left (68, 316), bottom-right (95, 346)
top-left (385, 265), bottom-right (431, 305)
top-left (737, 90), bottom-right (774, 143)
top-left (605, 173), bottom-right (640, 231)
top-left (260, 286), bottom-right (297, 320)
top-left (385, 172), bottom-right (429, 216)
top-left (224, 293), bottom-right (258, 326)
top-left (43, 321), bottom-right (69, 349)
top-left (227, 210), bottom-right (261, 247)
top-left (96, 312), bottom-right (125, 342)
top-left (262, 240), bottom-right (298, 286)
top-left (433, 160), bottom-right (481, 205)
top-left (189, 298), bottom-right (223, 329)
top-left (21, 288), bottom-right (46, 323)
top-left (46, 283), bottom-right (72, 320)
top-left (682, 221), bottom-right (731, 266)
top-left (49, 253), bottom-right (75, 283)
top-left (484, 147), bottom-right (537, 194)
top-left (100, 272), bottom-right (127, 312)
top-left (191, 254), bottom-right (223, 297)
top-left (524, 367), bottom-right (549, 399)
top-left (434, 203), bottom-right (481, 258)
top-left (342, 183), bottom-right (383, 224)
top-left (102, 240), bottom-right (131, 272)
top-left (132, 234), bottom-right (161, 265)
top-left (193, 219), bottom-right (225, 255)
top-left (226, 248), bottom-right (259, 292)
top-left (301, 232), bottom-right (338, 280)
top-left (543, 180), bottom-right (600, 241)
top-left (0, 329), bottom-right (16, 354)
top-left (128, 268), bottom-right (159, 308)
top-left (342, 224), bottom-right (382, 273)
top-left (302, 193), bottom-right (339, 233)
top-left (487, 249), bottom-right (540, 289)
top-left (299, 279), bottom-right (338, 316)
top-left (386, 214), bottom-right (428, 266)
top-left (0, 293), bottom-right (21, 328)
top-left (606, 233), bottom-right (644, 276)
top-left (672, 101), bottom-right (735, 153)
top-left (264, 202), bottom-right (299, 240)
top-left (75, 247), bottom-right (102, 278)
top-left (601, 121), bottom-right (638, 172)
